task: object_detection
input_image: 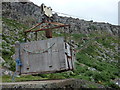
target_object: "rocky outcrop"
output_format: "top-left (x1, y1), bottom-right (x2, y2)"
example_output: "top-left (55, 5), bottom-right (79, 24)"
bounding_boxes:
top-left (53, 14), bottom-right (119, 35)
top-left (2, 2), bottom-right (42, 27)
top-left (0, 57), bottom-right (5, 65)
top-left (2, 2), bottom-right (120, 35)
top-left (1, 67), bottom-right (13, 76)
top-left (0, 57), bottom-right (13, 76)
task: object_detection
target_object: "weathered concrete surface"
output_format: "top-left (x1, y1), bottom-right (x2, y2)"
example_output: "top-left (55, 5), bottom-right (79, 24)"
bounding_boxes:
top-left (1, 79), bottom-right (105, 89)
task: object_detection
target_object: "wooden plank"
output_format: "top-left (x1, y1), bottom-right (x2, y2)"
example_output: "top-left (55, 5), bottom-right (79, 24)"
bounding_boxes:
top-left (68, 58), bottom-right (73, 70)
top-left (65, 54), bottom-right (69, 69)
top-left (71, 49), bottom-right (76, 69)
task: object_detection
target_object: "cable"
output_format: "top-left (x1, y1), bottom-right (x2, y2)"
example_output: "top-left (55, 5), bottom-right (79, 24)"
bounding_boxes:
top-left (52, 11), bottom-right (82, 19)
top-left (23, 43), bottom-right (55, 54)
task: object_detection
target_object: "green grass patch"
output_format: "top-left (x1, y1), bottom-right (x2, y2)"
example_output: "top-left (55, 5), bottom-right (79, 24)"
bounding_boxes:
top-left (2, 17), bottom-right (28, 30)
top-left (2, 75), bottom-right (47, 82)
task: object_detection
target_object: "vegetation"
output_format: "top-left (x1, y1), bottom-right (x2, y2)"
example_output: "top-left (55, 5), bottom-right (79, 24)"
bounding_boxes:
top-left (2, 18), bottom-right (120, 88)
top-left (1, 75), bottom-right (47, 82)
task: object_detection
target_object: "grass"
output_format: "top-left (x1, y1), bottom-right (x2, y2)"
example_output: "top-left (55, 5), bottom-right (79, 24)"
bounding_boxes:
top-left (74, 33), bottom-right (119, 88)
top-left (2, 17), bottom-right (28, 71)
top-left (2, 17), bottom-right (28, 30)
top-left (1, 75), bottom-right (47, 82)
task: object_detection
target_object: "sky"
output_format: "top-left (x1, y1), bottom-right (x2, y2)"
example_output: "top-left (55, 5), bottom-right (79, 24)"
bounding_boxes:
top-left (30, 0), bottom-right (119, 25)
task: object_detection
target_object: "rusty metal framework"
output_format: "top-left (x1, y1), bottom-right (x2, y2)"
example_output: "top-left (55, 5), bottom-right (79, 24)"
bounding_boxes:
top-left (24, 20), bottom-right (70, 41)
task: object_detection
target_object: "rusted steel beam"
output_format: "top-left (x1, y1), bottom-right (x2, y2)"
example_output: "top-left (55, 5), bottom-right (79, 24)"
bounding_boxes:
top-left (24, 21), bottom-right (70, 39)
top-left (25, 22), bottom-right (43, 33)
top-left (25, 25), bottom-right (70, 33)
top-left (40, 24), bottom-right (50, 29)
top-left (25, 20), bottom-right (70, 33)
top-left (45, 21), bottom-right (65, 26)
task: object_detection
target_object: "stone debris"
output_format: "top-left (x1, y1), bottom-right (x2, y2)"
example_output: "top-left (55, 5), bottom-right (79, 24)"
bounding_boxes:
top-left (1, 67), bottom-right (13, 76)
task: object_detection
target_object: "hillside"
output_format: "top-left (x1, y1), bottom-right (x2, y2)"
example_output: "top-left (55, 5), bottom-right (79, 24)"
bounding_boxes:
top-left (1, 2), bottom-right (120, 88)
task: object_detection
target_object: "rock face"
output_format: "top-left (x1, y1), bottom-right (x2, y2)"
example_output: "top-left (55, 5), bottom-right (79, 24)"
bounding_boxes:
top-left (0, 57), bottom-right (5, 65)
top-left (2, 2), bottom-right (120, 35)
top-left (2, 2), bottom-right (43, 27)
top-left (1, 67), bottom-right (13, 76)
top-left (0, 57), bottom-right (13, 76)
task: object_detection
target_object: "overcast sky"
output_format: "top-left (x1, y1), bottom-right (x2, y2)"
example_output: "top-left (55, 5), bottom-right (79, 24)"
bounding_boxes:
top-left (30, 0), bottom-right (119, 25)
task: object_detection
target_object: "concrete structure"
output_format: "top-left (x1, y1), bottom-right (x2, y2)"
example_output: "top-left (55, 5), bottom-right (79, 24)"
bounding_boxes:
top-left (15, 37), bottom-right (75, 75)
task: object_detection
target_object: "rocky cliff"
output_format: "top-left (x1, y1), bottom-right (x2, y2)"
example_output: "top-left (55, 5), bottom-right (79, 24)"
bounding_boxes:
top-left (2, 2), bottom-right (119, 35)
